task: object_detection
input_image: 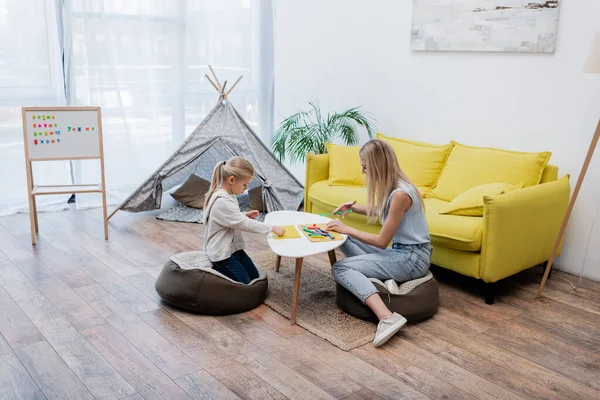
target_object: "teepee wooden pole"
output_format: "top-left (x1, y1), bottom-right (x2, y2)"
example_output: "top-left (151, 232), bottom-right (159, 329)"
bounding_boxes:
top-left (208, 65), bottom-right (222, 91)
top-left (221, 80), bottom-right (228, 96)
top-left (205, 74), bottom-right (220, 92)
top-left (225, 76), bottom-right (243, 97)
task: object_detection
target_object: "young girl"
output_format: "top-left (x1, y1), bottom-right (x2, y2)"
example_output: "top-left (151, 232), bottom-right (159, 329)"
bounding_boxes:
top-left (325, 139), bottom-right (432, 347)
top-left (203, 157), bottom-right (285, 284)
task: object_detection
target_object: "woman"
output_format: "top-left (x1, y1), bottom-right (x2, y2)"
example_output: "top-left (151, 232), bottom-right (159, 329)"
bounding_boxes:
top-left (325, 139), bottom-right (432, 347)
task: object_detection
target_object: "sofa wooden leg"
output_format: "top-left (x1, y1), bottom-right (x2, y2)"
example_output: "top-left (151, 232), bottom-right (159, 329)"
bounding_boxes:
top-left (483, 282), bottom-right (496, 305)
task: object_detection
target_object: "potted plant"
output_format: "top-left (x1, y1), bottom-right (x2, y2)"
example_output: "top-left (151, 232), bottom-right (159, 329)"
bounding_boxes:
top-left (270, 101), bottom-right (376, 165)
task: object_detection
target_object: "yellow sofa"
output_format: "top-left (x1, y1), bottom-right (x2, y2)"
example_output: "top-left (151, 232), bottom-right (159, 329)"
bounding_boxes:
top-left (304, 135), bottom-right (571, 304)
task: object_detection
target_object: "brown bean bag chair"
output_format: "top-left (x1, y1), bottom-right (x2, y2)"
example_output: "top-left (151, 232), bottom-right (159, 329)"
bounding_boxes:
top-left (155, 251), bottom-right (268, 315)
top-left (336, 271), bottom-right (439, 323)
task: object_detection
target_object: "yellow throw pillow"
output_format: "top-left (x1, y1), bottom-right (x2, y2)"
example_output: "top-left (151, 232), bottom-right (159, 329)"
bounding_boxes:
top-left (376, 133), bottom-right (453, 188)
top-left (325, 143), bottom-right (365, 186)
top-left (431, 141), bottom-right (551, 201)
top-left (440, 182), bottom-right (523, 216)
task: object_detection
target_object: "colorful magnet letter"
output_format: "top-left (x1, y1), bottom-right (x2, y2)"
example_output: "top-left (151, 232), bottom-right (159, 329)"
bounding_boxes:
top-left (37, 116), bottom-right (41, 119)
top-left (54, 124), bottom-right (57, 127)
top-left (52, 115), bottom-right (55, 119)
top-left (32, 115), bottom-right (36, 119)
top-left (91, 127), bottom-right (95, 131)
top-left (68, 126), bottom-right (71, 131)
top-left (42, 115), bottom-right (46, 120)
top-left (51, 140), bottom-right (55, 143)
top-left (34, 140), bottom-right (38, 145)
top-left (86, 127), bottom-right (90, 131)
top-left (45, 132), bottom-right (48, 136)
top-left (50, 131), bottom-right (54, 135)
top-left (57, 139), bottom-right (60, 142)
top-left (44, 123), bottom-right (47, 127)
top-left (46, 140), bottom-right (49, 143)
top-left (77, 127), bottom-right (81, 131)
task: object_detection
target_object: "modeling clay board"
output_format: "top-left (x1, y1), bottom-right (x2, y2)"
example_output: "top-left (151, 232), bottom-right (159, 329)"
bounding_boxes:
top-left (271, 225), bottom-right (301, 240)
top-left (298, 223), bottom-right (344, 242)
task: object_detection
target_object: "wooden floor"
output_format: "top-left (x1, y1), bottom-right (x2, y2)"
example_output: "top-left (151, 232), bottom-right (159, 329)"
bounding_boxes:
top-left (1, 207), bottom-right (600, 400)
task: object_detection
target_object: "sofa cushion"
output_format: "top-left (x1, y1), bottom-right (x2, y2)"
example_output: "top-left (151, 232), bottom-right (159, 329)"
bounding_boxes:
top-left (309, 180), bottom-right (370, 224)
top-left (440, 182), bottom-right (523, 217)
top-left (377, 133), bottom-right (453, 189)
top-left (424, 198), bottom-right (482, 252)
top-left (325, 143), bottom-right (365, 187)
top-left (309, 180), bottom-right (482, 252)
top-left (430, 141), bottom-right (551, 201)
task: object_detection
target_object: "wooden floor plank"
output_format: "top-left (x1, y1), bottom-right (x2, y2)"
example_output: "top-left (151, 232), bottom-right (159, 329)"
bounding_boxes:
top-left (385, 337), bottom-right (525, 399)
top-left (15, 341), bottom-right (93, 400)
top-left (0, 333), bottom-right (45, 400)
top-left (140, 308), bottom-right (288, 400)
top-left (74, 283), bottom-right (200, 380)
top-left (351, 345), bottom-right (476, 400)
top-left (40, 212), bottom-right (143, 277)
top-left (0, 284), bottom-right (44, 348)
top-left (168, 309), bottom-right (339, 400)
top-left (82, 323), bottom-right (192, 400)
top-left (219, 312), bottom-right (363, 399)
top-left (0, 260), bottom-right (136, 399)
top-left (247, 306), bottom-right (306, 339)
top-left (480, 320), bottom-right (600, 391)
top-left (289, 332), bottom-right (429, 400)
top-left (11, 257), bottom-right (105, 331)
top-left (175, 370), bottom-right (242, 400)
top-left (438, 345), bottom-right (565, 400)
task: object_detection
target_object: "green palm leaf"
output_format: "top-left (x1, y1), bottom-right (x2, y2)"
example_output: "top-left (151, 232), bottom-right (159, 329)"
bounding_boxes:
top-left (271, 101), bottom-right (376, 165)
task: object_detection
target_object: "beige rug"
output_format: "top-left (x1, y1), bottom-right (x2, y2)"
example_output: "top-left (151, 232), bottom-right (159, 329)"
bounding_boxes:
top-left (252, 251), bottom-right (376, 351)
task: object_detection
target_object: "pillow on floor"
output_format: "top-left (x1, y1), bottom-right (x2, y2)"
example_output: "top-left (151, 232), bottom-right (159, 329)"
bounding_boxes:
top-left (170, 174), bottom-right (211, 209)
top-left (248, 186), bottom-right (266, 212)
top-left (440, 182), bottom-right (523, 216)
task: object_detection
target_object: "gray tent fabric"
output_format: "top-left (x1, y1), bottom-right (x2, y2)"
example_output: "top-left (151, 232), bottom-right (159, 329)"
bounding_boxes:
top-left (111, 100), bottom-right (304, 215)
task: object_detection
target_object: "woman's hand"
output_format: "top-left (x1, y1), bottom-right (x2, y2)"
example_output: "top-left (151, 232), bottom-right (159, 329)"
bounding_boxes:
top-left (325, 218), bottom-right (351, 234)
top-left (246, 210), bottom-right (259, 219)
top-left (271, 226), bottom-right (286, 237)
top-left (333, 200), bottom-right (356, 217)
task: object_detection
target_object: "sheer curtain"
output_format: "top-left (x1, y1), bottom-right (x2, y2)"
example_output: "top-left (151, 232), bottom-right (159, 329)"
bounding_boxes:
top-left (0, 0), bottom-right (70, 216)
top-left (65, 0), bottom-right (275, 209)
top-left (0, 0), bottom-right (274, 215)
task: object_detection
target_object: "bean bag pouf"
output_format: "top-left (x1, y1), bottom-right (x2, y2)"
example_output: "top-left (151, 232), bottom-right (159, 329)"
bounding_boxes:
top-left (335, 271), bottom-right (439, 323)
top-left (155, 251), bottom-right (268, 315)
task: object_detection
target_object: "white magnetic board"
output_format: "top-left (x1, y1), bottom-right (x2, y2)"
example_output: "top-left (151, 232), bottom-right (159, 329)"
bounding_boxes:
top-left (23, 107), bottom-right (102, 160)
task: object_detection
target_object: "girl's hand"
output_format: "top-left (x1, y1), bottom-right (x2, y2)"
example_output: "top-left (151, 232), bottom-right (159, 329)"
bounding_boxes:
top-left (333, 200), bottom-right (356, 217)
top-left (325, 219), bottom-right (350, 234)
top-left (272, 226), bottom-right (286, 237)
top-left (246, 210), bottom-right (259, 219)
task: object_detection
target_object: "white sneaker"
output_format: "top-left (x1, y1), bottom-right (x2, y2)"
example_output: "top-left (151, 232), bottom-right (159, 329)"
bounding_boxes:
top-left (373, 312), bottom-right (407, 347)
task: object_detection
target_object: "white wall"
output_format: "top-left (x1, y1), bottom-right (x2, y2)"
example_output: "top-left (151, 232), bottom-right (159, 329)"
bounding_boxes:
top-left (273, 0), bottom-right (600, 281)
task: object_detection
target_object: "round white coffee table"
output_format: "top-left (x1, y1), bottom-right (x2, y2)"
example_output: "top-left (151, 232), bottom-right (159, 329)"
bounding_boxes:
top-left (264, 210), bottom-right (348, 324)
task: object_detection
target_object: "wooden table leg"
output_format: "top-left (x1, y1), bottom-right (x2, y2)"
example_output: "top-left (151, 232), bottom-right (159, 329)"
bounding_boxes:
top-left (290, 257), bottom-right (303, 325)
top-left (328, 250), bottom-right (337, 266)
top-left (275, 255), bottom-right (282, 272)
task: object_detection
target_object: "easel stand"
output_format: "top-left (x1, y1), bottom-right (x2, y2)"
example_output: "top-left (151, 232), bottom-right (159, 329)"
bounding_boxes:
top-left (537, 119), bottom-right (600, 298)
top-left (22, 106), bottom-right (109, 245)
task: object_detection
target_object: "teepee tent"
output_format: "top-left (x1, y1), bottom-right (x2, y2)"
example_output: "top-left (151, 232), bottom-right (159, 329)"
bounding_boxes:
top-left (107, 67), bottom-right (304, 219)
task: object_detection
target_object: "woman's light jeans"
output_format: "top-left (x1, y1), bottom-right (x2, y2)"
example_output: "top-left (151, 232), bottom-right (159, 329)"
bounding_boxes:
top-left (332, 236), bottom-right (432, 303)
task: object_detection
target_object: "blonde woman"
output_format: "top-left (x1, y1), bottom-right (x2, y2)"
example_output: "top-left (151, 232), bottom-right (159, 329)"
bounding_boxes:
top-left (203, 157), bottom-right (285, 284)
top-left (325, 139), bottom-right (432, 346)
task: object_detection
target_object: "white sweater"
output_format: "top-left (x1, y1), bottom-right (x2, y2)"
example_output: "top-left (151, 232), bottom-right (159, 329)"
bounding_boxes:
top-left (203, 189), bottom-right (272, 262)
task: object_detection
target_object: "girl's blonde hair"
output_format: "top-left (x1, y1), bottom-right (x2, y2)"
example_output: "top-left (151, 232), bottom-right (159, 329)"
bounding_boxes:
top-left (359, 139), bottom-right (423, 224)
top-left (203, 156), bottom-right (255, 209)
